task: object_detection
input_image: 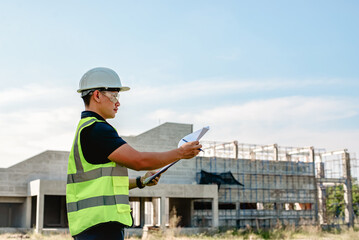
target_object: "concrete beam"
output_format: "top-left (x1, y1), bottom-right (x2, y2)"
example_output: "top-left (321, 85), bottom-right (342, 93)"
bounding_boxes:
top-left (252, 144), bottom-right (277, 153)
top-left (321, 149), bottom-right (348, 157)
top-left (288, 147), bottom-right (313, 155)
top-left (130, 184), bottom-right (218, 199)
top-left (316, 178), bottom-right (346, 184)
top-left (0, 197), bottom-right (25, 203)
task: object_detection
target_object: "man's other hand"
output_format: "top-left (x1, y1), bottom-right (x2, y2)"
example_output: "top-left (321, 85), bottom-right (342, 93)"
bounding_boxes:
top-left (142, 170), bottom-right (161, 187)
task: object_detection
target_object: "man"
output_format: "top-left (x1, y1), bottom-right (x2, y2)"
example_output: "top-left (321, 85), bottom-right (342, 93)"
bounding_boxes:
top-left (66, 67), bottom-right (202, 240)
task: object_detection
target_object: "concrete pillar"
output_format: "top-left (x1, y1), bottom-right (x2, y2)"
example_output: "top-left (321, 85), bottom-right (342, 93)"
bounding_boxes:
top-left (35, 188), bottom-right (44, 233)
top-left (317, 162), bottom-right (327, 225)
top-left (140, 197), bottom-right (145, 227)
top-left (152, 198), bottom-right (159, 226)
top-left (317, 162), bottom-right (325, 178)
top-left (233, 141), bottom-right (238, 159)
top-left (24, 196), bottom-right (32, 228)
top-left (342, 151), bottom-right (354, 227)
top-left (212, 196), bottom-right (218, 228)
top-left (317, 185), bottom-right (327, 224)
top-left (273, 144), bottom-right (278, 161)
top-left (160, 196), bottom-right (166, 230)
top-left (250, 152), bottom-right (256, 161)
top-left (309, 147), bottom-right (319, 224)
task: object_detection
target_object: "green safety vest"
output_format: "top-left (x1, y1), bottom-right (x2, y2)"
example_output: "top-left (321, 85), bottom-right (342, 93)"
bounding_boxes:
top-left (66, 117), bottom-right (133, 236)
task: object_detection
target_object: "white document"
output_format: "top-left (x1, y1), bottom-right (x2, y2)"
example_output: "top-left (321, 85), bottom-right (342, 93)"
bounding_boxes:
top-left (178, 126), bottom-right (210, 147)
top-left (143, 126), bottom-right (210, 185)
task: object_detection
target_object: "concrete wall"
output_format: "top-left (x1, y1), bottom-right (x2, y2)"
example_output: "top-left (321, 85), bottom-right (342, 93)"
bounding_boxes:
top-left (0, 151), bottom-right (68, 197)
top-left (122, 122), bottom-right (193, 152)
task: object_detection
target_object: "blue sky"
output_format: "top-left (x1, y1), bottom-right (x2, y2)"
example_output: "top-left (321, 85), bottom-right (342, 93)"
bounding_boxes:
top-left (0, 1), bottom-right (358, 168)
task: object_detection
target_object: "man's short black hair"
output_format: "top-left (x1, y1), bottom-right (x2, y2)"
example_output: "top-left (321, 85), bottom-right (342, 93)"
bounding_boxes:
top-left (81, 89), bottom-right (98, 106)
top-left (82, 94), bottom-right (92, 106)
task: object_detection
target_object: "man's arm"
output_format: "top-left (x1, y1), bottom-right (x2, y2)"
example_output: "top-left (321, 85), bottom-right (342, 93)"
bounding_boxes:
top-left (108, 141), bottom-right (201, 171)
top-left (129, 178), bottom-right (138, 189)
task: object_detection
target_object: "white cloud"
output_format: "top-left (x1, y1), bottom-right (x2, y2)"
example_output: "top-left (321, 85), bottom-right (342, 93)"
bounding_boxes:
top-left (0, 85), bottom-right (82, 167)
top-left (125, 77), bottom-right (344, 104)
top-left (0, 83), bottom-right (358, 168)
top-left (0, 106), bottom-right (80, 167)
top-left (146, 96), bottom-right (359, 154)
top-left (148, 96), bottom-right (358, 125)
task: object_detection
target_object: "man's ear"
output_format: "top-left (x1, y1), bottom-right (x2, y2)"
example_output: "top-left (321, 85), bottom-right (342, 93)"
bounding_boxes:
top-left (92, 90), bottom-right (101, 103)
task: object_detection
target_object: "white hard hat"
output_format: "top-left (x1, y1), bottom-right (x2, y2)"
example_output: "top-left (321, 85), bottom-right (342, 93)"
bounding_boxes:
top-left (78, 67), bottom-right (130, 96)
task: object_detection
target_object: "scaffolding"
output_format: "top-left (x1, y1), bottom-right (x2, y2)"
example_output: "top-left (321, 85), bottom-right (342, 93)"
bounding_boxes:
top-left (192, 141), bottom-right (358, 229)
top-left (317, 150), bottom-right (358, 227)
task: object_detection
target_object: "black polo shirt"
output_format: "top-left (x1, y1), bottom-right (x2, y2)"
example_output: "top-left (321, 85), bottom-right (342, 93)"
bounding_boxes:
top-left (80, 111), bottom-right (127, 164)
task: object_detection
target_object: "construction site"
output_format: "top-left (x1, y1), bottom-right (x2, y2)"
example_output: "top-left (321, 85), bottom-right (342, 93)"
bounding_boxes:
top-left (0, 122), bottom-right (358, 234)
top-left (191, 141), bottom-right (358, 229)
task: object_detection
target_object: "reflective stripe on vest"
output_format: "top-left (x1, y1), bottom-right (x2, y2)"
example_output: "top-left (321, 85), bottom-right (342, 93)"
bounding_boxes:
top-left (73, 118), bottom-right (96, 173)
top-left (66, 117), bottom-right (132, 236)
top-left (67, 195), bottom-right (129, 212)
top-left (67, 166), bottom-right (128, 183)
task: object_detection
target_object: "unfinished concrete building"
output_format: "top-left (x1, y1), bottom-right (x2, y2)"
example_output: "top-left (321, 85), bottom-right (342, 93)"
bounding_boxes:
top-left (0, 122), bottom-right (357, 233)
top-left (193, 142), bottom-right (358, 228)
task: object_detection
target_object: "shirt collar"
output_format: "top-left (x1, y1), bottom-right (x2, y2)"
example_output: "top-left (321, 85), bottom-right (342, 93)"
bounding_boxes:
top-left (81, 111), bottom-right (106, 121)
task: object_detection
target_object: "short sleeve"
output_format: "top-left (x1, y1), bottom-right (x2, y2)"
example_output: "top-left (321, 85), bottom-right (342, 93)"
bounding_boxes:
top-left (80, 122), bottom-right (127, 164)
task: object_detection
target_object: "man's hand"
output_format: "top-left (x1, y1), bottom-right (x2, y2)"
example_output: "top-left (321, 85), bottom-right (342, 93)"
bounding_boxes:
top-left (178, 141), bottom-right (202, 159)
top-left (141, 170), bottom-right (162, 187)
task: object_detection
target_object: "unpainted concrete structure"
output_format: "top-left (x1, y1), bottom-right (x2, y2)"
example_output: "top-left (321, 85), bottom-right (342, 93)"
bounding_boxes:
top-left (0, 122), bottom-right (356, 233)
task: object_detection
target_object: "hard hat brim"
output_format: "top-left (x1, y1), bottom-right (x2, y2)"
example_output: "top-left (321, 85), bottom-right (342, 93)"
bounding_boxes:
top-left (118, 86), bottom-right (130, 92)
top-left (77, 86), bottom-right (130, 93)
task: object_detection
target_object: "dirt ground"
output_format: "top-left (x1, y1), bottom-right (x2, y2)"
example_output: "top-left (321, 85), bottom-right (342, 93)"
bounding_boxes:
top-left (1, 226), bottom-right (359, 240)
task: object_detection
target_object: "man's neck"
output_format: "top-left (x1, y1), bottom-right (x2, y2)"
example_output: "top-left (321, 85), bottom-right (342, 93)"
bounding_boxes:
top-left (85, 106), bottom-right (106, 120)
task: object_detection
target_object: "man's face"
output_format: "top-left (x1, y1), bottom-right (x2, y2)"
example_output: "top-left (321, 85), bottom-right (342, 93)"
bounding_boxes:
top-left (98, 90), bottom-right (120, 119)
